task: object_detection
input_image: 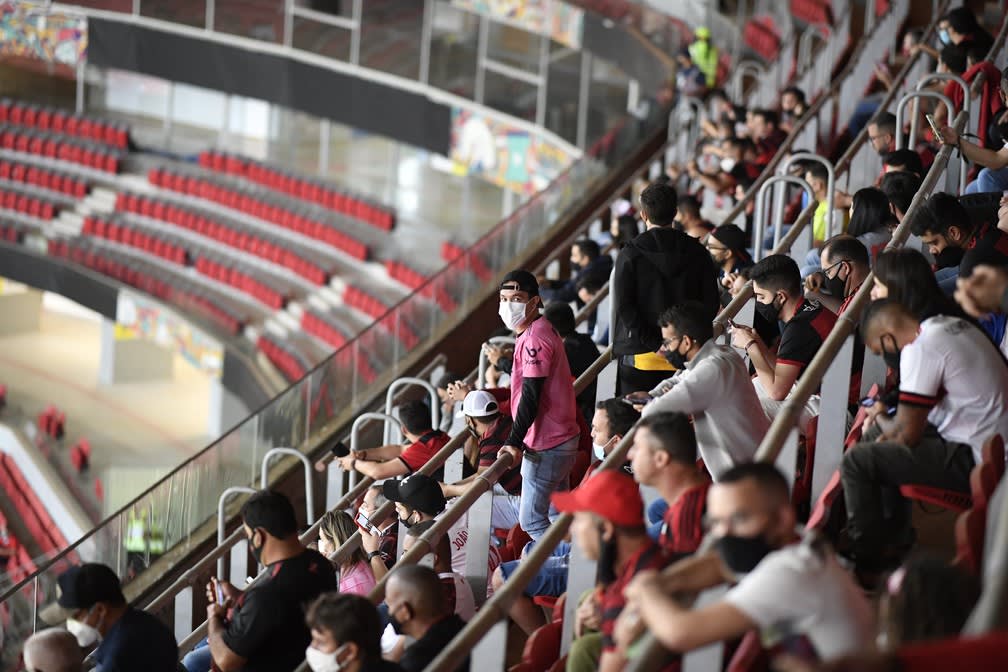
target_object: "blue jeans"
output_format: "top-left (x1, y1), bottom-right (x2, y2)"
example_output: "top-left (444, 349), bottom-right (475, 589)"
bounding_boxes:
top-left (182, 637), bottom-right (212, 672)
top-left (519, 435), bottom-right (579, 539)
top-left (965, 166), bottom-right (1008, 194)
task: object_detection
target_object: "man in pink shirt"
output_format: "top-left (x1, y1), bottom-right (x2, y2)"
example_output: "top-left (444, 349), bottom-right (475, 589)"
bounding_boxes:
top-left (497, 270), bottom-right (581, 539)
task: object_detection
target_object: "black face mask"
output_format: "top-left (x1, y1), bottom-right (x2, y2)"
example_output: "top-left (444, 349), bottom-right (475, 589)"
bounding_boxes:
top-left (716, 533), bottom-right (776, 575)
top-left (880, 333), bottom-right (902, 371)
top-left (249, 531), bottom-right (264, 565)
top-left (597, 526), bottom-right (618, 585)
top-left (663, 338), bottom-right (689, 369)
top-left (389, 605), bottom-right (408, 635)
top-left (755, 295), bottom-right (782, 324)
top-left (821, 262), bottom-right (847, 298)
top-left (933, 246), bottom-right (965, 270)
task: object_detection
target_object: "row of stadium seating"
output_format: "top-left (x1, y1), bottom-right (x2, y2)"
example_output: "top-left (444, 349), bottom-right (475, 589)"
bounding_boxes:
top-left (0, 98), bottom-right (131, 150)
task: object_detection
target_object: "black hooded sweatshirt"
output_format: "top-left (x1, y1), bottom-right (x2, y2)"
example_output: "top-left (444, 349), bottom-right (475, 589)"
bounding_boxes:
top-left (612, 226), bottom-right (720, 356)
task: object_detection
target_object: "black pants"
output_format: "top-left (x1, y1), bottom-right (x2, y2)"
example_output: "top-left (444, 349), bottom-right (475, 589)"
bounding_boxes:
top-left (841, 424), bottom-right (974, 564)
top-left (616, 362), bottom-right (672, 397)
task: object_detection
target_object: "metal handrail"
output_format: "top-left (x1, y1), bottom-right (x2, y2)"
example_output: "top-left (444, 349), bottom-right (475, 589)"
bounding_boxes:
top-left (215, 487), bottom-right (257, 578)
top-left (894, 90), bottom-right (955, 150)
top-left (383, 377), bottom-right (441, 444)
top-left (752, 175), bottom-right (816, 261)
top-left (260, 447), bottom-right (315, 525)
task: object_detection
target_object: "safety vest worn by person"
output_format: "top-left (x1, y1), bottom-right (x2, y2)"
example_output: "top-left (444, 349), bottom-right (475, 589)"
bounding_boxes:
top-left (688, 29), bottom-right (719, 87)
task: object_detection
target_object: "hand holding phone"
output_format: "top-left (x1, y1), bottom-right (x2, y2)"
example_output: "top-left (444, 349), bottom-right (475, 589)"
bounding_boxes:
top-left (925, 114), bottom-right (943, 140)
top-left (354, 510), bottom-right (381, 536)
top-left (623, 393), bottom-right (652, 406)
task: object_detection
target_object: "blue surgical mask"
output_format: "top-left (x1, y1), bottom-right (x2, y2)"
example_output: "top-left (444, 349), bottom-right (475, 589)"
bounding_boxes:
top-left (938, 29), bottom-right (950, 45)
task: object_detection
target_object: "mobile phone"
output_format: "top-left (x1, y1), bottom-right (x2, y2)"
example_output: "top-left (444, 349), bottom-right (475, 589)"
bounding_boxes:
top-left (354, 510), bottom-right (381, 536)
top-left (860, 396), bottom-right (879, 408)
top-left (726, 318), bottom-right (738, 329)
top-left (623, 393), bottom-right (652, 405)
top-left (925, 114), bottom-right (942, 139)
top-left (215, 583), bottom-right (226, 605)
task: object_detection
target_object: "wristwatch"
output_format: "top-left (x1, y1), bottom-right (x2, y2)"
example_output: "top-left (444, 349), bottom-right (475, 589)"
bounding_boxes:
top-left (367, 550), bottom-right (383, 561)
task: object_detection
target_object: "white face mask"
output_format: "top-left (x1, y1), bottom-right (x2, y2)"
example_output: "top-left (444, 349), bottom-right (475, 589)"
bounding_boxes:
top-left (305, 644), bottom-right (350, 672)
top-left (67, 614), bottom-right (101, 648)
top-left (720, 157), bottom-right (737, 173)
top-left (592, 436), bottom-right (614, 461)
top-left (498, 300), bottom-right (528, 330)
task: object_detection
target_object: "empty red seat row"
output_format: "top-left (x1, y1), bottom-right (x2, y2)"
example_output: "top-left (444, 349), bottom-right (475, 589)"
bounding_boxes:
top-left (258, 334), bottom-right (309, 382)
top-left (48, 238), bottom-right (245, 334)
top-left (115, 191), bottom-right (330, 285)
top-left (0, 99), bottom-right (130, 149)
top-left (195, 257), bottom-right (287, 309)
top-left (0, 125), bottom-right (121, 173)
top-left (0, 186), bottom-right (58, 220)
top-left (343, 286), bottom-right (420, 349)
top-left (81, 216), bottom-right (188, 266)
top-left (0, 453), bottom-right (70, 559)
top-left (0, 159), bottom-right (89, 198)
top-left (0, 220), bottom-right (24, 243)
top-left (199, 150), bottom-right (395, 231)
top-left (302, 310), bottom-right (349, 350)
top-left (384, 260), bottom-right (458, 312)
top-left (744, 16), bottom-right (782, 62)
top-left (441, 241), bottom-right (493, 282)
top-left (332, 343), bottom-right (379, 385)
top-left (790, 0), bottom-right (832, 26)
top-left (149, 167), bottom-right (369, 260)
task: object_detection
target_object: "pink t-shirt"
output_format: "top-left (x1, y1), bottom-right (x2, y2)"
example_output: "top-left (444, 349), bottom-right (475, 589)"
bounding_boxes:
top-left (511, 317), bottom-right (579, 451)
top-left (339, 560), bottom-right (377, 596)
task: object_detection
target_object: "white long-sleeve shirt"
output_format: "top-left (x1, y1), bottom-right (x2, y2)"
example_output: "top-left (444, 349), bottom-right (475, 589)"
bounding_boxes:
top-left (642, 340), bottom-right (769, 479)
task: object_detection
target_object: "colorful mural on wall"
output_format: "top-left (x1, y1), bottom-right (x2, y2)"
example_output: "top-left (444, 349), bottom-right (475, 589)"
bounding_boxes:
top-left (451, 0), bottom-right (584, 49)
top-left (116, 291), bottom-right (224, 378)
top-left (450, 107), bottom-right (573, 194)
top-left (0, 1), bottom-right (87, 67)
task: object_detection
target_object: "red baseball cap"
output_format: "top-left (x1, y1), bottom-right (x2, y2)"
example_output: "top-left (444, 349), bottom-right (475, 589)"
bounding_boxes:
top-left (552, 470), bottom-right (644, 527)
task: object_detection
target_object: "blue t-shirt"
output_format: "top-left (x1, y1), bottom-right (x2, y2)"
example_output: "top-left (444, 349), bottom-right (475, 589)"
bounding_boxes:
top-left (92, 607), bottom-right (177, 672)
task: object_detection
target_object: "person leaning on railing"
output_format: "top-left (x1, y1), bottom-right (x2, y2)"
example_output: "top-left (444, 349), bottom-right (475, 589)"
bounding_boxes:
top-left (938, 68), bottom-right (1008, 194)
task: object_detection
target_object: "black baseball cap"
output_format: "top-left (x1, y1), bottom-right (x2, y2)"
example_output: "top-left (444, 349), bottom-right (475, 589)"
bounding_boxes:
top-left (40, 563), bottom-right (125, 624)
top-left (709, 224), bottom-right (751, 260)
top-left (382, 474), bottom-right (446, 516)
top-left (499, 269), bottom-right (539, 297)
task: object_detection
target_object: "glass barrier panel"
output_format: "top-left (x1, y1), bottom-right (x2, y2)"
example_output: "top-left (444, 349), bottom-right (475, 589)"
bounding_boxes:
top-left (71, 0), bottom-right (134, 12)
top-left (428, 2), bottom-right (478, 99)
top-left (358, 0), bottom-right (424, 79)
top-left (140, 0), bottom-right (207, 29)
top-left (482, 69), bottom-right (538, 122)
top-left (486, 22), bottom-right (545, 76)
top-left (544, 45), bottom-right (583, 145)
top-left (213, 0), bottom-right (285, 43)
top-left (291, 16), bottom-right (352, 63)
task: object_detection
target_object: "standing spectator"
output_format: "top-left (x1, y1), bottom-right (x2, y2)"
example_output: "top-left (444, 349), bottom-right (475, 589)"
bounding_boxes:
top-left (304, 593), bottom-right (404, 672)
top-left (612, 182), bottom-right (719, 395)
top-left (496, 270), bottom-right (581, 540)
top-left (434, 372), bottom-right (465, 436)
top-left (628, 413), bottom-right (709, 557)
top-left (730, 255), bottom-right (836, 425)
top-left (687, 26), bottom-right (719, 87)
top-left (191, 490), bottom-right (338, 672)
top-left (642, 302), bottom-right (768, 479)
top-left (385, 565), bottom-right (470, 672)
top-left (439, 390), bottom-right (521, 534)
top-left (544, 301), bottom-right (601, 422)
top-left (338, 400), bottom-right (450, 481)
top-left (605, 214), bottom-right (641, 255)
top-left (358, 484), bottom-right (399, 582)
top-left (842, 299), bottom-right (1008, 572)
top-left (618, 464), bottom-right (874, 662)
top-left (318, 509), bottom-right (376, 596)
top-left (539, 239), bottom-right (613, 305)
top-left (23, 628), bottom-right (85, 672)
top-left (39, 563), bottom-right (177, 672)
top-left (403, 521), bottom-right (476, 621)
top-left (553, 470), bottom-right (668, 672)
top-left (576, 274), bottom-right (610, 345)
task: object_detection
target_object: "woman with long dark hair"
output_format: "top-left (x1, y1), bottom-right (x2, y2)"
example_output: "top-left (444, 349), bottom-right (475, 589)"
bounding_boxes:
top-left (871, 248), bottom-right (967, 320)
top-left (848, 187), bottom-right (896, 262)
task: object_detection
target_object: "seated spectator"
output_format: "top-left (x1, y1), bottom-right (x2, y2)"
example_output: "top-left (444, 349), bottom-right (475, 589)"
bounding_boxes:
top-left (868, 112), bottom-right (898, 156)
top-left (842, 300), bottom-right (1008, 573)
top-left (482, 336), bottom-right (515, 388)
top-left (544, 301), bottom-right (601, 422)
top-left (189, 490), bottom-right (338, 672)
top-left (945, 6), bottom-right (995, 64)
top-left (845, 187), bottom-right (895, 263)
top-left (730, 255), bottom-right (837, 427)
top-left (304, 593), bottom-right (404, 672)
top-left (882, 149), bottom-right (924, 177)
top-left (358, 484), bottom-right (399, 581)
top-left (40, 563), bottom-right (177, 672)
top-left (880, 171), bottom-right (922, 223)
top-left (780, 86), bottom-right (808, 131)
top-left (403, 521), bottom-right (476, 621)
top-left (491, 536), bottom-right (573, 634)
top-left (318, 509), bottom-right (376, 596)
top-left (618, 463), bottom-right (874, 662)
top-left (576, 274), bottom-right (610, 345)
top-left (806, 236), bottom-right (872, 315)
top-left (955, 263), bottom-right (1008, 317)
top-left (23, 628), bottom-right (85, 672)
top-left (674, 195), bottom-right (715, 238)
top-left (750, 109), bottom-right (787, 166)
top-left (539, 238), bottom-right (613, 305)
top-left (435, 372), bottom-right (465, 435)
top-left (385, 565), bottom-right (469, 672)
top-left (589, 397), bottom-right (639, 474)
top-left (806, 162), bottom-right (847, 249)
top-left (439, 390), bottom-right (521, 533)
top-left (871, 249), bottom-right (969, 321)
top-left (641, 302), bottom-right (767, 479)
top-left (339, 400), bottom-right (450, 481)
top-left (605, 213), bottom-right (641, 255)
top-left (939, 70), bottom-right (1008, 194)
top-left (706, 224), bottom-right (753, 284)
top-left (628, 413), bottom-right (709, 556)
top-left (553, 470), bottom-right (669, 672)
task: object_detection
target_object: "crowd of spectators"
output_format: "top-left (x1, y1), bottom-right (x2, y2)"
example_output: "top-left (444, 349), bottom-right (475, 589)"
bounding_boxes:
top-left (18, 5), bottom-right (1008, 672)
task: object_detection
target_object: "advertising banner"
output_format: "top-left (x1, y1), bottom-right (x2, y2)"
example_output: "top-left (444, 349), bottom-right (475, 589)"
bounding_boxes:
top-left (0, 1), bottom-right (87, 67)
top-left (452, 0), bottom-right (583, 48)
top-left (116, 291), bottom-right (223, 378)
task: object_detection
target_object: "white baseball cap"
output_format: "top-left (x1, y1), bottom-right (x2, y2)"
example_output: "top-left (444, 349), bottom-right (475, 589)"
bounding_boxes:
top-left (461, 390), bottom-right (499, 418)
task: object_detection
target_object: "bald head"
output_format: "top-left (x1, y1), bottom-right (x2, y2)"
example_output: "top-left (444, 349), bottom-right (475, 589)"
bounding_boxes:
top-left (24, 628), bottom-right (84, 672)
top-left (387, 564), bottom-right (447, 621)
